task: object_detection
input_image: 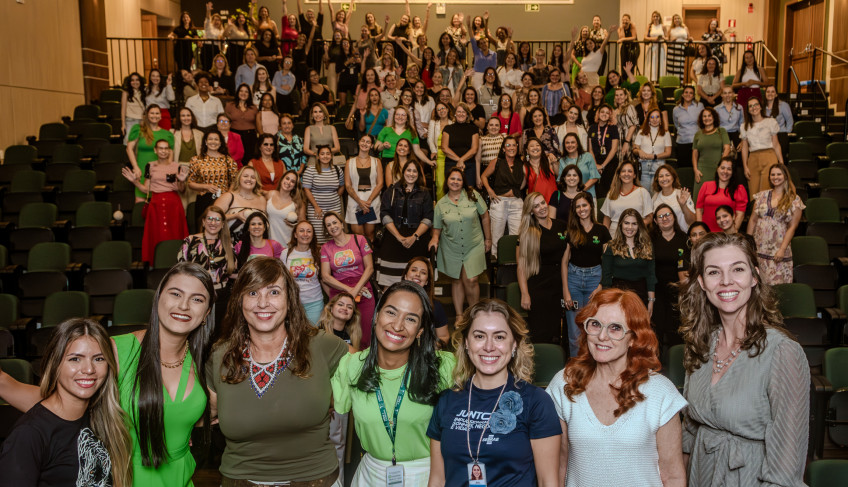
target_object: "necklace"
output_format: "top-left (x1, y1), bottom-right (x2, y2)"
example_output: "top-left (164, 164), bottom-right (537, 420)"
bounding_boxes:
top-left (244, 337), bottom-right (291, 398)
top-left (238, 192), bottom-right (255, 200)
top-left (160, 343), bottom-right (189, 368)
top-left (711, 334), bottom-right (742, 374)
top-left (466, 374), bottom-right (508, 466)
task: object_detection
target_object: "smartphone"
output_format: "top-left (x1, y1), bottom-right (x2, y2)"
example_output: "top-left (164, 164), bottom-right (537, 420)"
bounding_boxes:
top-left (572, 301), bottom-right (579, 310)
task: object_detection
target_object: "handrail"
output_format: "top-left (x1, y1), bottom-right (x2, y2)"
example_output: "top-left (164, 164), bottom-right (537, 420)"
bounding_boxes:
top-left (760, 43), bottom-right (780, 90)
top-left (762, 43), bottom-right (779, 63)
top-left (786, 66), bottom-right (801, 100)
top-left (814, 78), bottom-right (829, 131)
top-left (812, 47), bottom-right (848, 66)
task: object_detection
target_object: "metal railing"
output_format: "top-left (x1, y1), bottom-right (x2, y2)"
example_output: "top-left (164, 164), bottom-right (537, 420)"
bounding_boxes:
top-left (787, 65), bottom-right (802, 108)
top-left (106, 36), bottom-right (772, 89)
top-left (809, 47), bottom-right (848, 133)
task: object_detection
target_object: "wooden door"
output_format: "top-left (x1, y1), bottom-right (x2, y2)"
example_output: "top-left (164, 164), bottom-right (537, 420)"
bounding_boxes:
top-left (141, 14), bottom-right (159, 74)
top-left (683, 8), bottom-right (719, 83)
top-left (784, 0), bottom-right (826, 84)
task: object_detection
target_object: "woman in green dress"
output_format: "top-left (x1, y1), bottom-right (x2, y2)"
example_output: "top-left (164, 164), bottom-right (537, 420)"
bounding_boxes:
top-left (127, 104), bottom-right (176, 201)
top-left (428, 167), bottom-right (493, 319)
top-left (692, 105), bottom-right (731, 199)
top-left (0, 262), bottom-right (216, 486)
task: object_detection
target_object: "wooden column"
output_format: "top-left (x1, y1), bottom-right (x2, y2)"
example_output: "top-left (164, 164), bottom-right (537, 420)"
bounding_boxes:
top-left (79, 0), bottom-right (110, 102)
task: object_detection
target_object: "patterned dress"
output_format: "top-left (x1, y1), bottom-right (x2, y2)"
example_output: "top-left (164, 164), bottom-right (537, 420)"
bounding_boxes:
top-left (751, 190), bottom-right (805, 285)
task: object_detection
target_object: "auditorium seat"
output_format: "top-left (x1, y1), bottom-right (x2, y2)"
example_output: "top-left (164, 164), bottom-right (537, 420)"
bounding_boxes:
top-left (9, 202), bottom-right (57, 266)
top-left (31, 291), bottom-right (90, 355)
top-left (805, 198), bottom-right (841, 223)
top-left (29, 122), bottom-right (69, 159)
top-left (17, 242), bottom-right (71, 318)
top-left (531, 343), bottom-right (565, 388)
top-left (85, 241), bottom-right (133, 317)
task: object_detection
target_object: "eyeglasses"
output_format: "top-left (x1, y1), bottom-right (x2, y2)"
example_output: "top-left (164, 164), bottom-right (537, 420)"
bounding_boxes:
top-left (583, 317), bottom-right (631, 341)
top-left (656, 212), bottom-right (673, 220)
top-left (206, 216), bottom-right (222, 223)
top-left (218, 120), bottom-right (230, 125)
top-left (262, 142), bottom-right (275, 147)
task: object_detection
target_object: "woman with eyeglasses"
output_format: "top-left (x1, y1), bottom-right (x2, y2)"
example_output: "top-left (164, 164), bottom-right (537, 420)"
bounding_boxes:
top-left (428, 299), bottom-right (562, 487)
top-left (651, 165), bottom-right (696, 232)
top-left (650, 203), bottom-right (690, 353)
top-left (547, 288), bottom-right (687, 486)
top-left (678, 232), bottom-right (808, 486)
top-left (601, 208), bottom-right (656, 313)
top-left (248, 133), bottom-right (284, 190)
top-left (216, 113), bottom-right (245, 168)
top-left (122, 138), bottom-right (189, 265)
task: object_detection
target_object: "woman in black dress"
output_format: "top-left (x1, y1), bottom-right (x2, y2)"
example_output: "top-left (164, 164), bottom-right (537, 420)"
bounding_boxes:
top-left (516, 191), bottom-right (568, 345)
top-left (169, 12), bottom-right (198, 71)
top-left (649, 203), bottom-right (689, 355)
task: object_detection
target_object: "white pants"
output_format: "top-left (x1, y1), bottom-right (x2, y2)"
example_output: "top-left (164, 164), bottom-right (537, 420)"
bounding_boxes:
top-left (351, 453), bottom-right (430, 487)
top-left (489, 196), bottom-right (523, 258)
top-left (329, 412), bottom-right (349, 484)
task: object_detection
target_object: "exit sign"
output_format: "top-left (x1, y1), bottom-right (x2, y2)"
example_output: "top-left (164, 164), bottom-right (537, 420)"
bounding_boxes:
top-left (341, 3), bottom-right (356, 11)
top-left (525, 4), bottom-right (540, 12)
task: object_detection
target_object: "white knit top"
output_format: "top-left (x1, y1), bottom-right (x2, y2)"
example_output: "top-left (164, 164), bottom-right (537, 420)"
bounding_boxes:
top-left (546, 370), bottom-right (687, 487)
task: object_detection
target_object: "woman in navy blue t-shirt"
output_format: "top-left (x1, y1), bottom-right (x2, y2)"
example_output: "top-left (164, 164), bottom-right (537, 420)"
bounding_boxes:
top-left (427, 299), bottom-right (562, 486)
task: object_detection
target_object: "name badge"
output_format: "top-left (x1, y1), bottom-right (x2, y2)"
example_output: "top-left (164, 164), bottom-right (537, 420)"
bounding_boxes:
top-left (387, 464), bottom-right (404, 486)
top-left (468, 462), bottom-right (488, 486)
top-left (600, 146), bottom-right (607, 156)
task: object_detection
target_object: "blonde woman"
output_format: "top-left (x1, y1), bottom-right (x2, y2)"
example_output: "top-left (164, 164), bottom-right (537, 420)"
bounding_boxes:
top-left (266, 169), bottom-right (306, 249)
top-left (0, 319), bottom-right (132, 486)
top-left (516, 191), bottom-right (569, 345)
top-left (644, 11), bottom-right (667, 81)
top-left (666, 14), bottom-right (691, 79)
top-left (215, 165), bottom-right (268, 240)
top-left (427, 299), bottom-right (561, 486)
top-left (601, 208), bottom-right (656, 314)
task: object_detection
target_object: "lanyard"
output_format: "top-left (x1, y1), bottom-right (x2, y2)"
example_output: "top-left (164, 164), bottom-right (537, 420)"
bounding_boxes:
top-left (596, 124), bottom-right (609, 149)
top-left (466, 374), bottom-right (508, 466)
top-left (375, 366), bottom-right (411, 465)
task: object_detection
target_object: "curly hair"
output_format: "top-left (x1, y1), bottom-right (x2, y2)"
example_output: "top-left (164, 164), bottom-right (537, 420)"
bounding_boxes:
top-left (451, 299), bottom-right (534, 390)
top-left (216, 257), bottom-right (317, 382)
top-left (677, 232), bottom-right (786, 373)
top-left (562, 288), bottom-right (660, 417)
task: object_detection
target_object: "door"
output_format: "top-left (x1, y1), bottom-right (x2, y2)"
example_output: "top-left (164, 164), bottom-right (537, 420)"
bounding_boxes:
top-left (784, 0), bottom-right (826, 84)
top-left (141, 14), bottom-right (159, 74)
top-left (683, 7), bottom-right (720, 83)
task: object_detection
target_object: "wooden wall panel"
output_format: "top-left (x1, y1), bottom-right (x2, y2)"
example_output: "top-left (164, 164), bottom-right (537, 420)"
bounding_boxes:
top-left (830, 0), bottom-right (848, 114)
top-left (0, 0), bottom-right (85, 150)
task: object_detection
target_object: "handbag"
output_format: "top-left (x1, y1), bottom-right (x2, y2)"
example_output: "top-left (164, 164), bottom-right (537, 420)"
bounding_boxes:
top-left (355, 206), bottom-right (377, 225)
top-left (352, 234), bottom-right (381, 302)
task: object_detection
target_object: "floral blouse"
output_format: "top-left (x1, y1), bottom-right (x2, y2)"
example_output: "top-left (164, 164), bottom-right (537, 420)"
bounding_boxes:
top-left (178, 235), bottom-right (231, 285)
top-left (278, 133), bottom-right (306, 172)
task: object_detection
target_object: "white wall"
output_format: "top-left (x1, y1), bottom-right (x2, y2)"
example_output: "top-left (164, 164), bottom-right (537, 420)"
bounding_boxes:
top-left (0, 0), bottom-right (85, 149)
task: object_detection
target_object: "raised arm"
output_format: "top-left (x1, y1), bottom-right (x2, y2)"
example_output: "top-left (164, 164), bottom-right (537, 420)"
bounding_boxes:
top-left (600, 24), bottom-right (617, 52)
top-left (296, 0), bottom-right (304, 16)
top-left (422, 2), bottom-right (432, 33)
top-left (0, 366), bottom-right (41, 413)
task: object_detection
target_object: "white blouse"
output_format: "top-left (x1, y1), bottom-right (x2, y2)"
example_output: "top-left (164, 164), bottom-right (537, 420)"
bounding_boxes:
top-left (740, 118), bottom-right (780, 152)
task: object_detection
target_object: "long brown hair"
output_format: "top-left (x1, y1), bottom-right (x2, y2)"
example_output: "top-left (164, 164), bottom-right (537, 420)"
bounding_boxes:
top-left (517, 192), bottom-right (546, 278)
top-left (217, 257), bottom-right (318, 382)
top-left (607, 160), bottom-right (643, 201)
top-left (566, 192), bottom-right (598, 247)
top-left (201, 206), bottom-right (237, 275)
top-left (768, 163), bottom-right (798, 213)
top-left (562, 288), bottom-right (660, 417)
top-left (139, 105), bottom-right (161, 145)
top-left (317, 292), bottom-right (362, 351)
top-left (607, 208), bottom-right (653, 259)
top-left (677, 232), bottom-right (786, 373)
top-left (40, 319), bottom-right (132, 487)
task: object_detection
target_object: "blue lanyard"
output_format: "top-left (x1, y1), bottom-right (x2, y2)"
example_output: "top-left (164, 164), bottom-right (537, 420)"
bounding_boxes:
top-left (375, 366), bottom-right (411, 465)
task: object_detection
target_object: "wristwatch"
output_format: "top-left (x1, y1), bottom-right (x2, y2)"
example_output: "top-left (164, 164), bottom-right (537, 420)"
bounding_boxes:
top-left (413, 234), bottom-right (419, 240)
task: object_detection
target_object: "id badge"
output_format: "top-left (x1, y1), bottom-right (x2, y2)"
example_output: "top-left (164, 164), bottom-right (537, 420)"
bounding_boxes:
top-left (386, 464), bottom-right (404, 486)
top-left (600, 146), bottom-right (607, 156)
top-left (468, 462), bottom-right (487, 486)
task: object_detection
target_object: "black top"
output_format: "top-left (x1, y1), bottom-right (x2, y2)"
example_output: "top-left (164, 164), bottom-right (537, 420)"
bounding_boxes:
top-left (356, 165), bottom-right (371, 184)
top-left (433, 299), bottom-right (448, 329)
top-left (255, 42), bottom-right (281, 76)
top-left (469, 104), bottom-right (486, 124)
top-left (210, 73), bottom-right (236, 97)
top-left (536, 218), bottom-right (569, 269)
top-left (0, 402), bottom-right (112, 487)
top-left (298, 13), bottom-right (325, 42)
top-left (333, 328), bottom-right (352, 344)
top-left (651, 230), bottom-right (690, 287)
top-left (442, 122), bottom-right (479, 163)
top-left (549, 191), bottom-right (579, 224)
top-left (635, 101), bottom-right (666, 126)
top-left (567, 223), bottom-right (612, 268)
top-left (491, 157), bottom-right (525, 196)
top-left (549, 113), bottom-right (567, 126)
top-left (587, 123), bottom-right (620, 160)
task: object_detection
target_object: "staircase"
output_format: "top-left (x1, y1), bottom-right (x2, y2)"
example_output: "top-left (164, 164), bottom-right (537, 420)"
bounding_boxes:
top-left (786, 91), bottom-right (848, 142)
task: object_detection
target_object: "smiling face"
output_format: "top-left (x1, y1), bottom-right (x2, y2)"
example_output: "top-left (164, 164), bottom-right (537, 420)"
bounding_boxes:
top-left (332, 295), bottom-right (355, 322)
top-left (717, 160), bottom-right (733, 183)
top-left (403, 163), bottom-right (419, 186)
top-left (294, 222), bottom-right (314, 246)
top-left (648, 110), bottom-right (662, 127)
top-left (280, 171), bottom-right (297, 192)
top-left (530, 194), bottom-right (548, 221)
top-left (657, 167), bottom-right (674, 189)
top-left (528, 90), bottom-right (540, 105)
top-left (715, 208), bottom-right (734, 232)
top-left (393, 107), bottom-right (408, 126)
top-left (454, 107), bottom-right (468, 123)
top-left (149, 70), bottom-right (161, 85)
top-left (317, 147), bottom-right (333, 165)
top-left (618, 163), bottom-right (635, 185)
top-left (179, 108), bottom-right (193, 127)
top-left (654, 207), bottom-right (675, 231)
top-left (158, 273), bottom-right (211, 337)
top-left (280, 116), bottom-right (293, 134)
top-left (486, 118), bottom-right (501, 135)
top-left (532, 110), bottom-right (544, 127)
top-left (564, 168), bottom-right (580, 189)
top-left (203, 209), bottom-right (223, 236)
top-left (620, 214), bottom-right (639, 239)
top-left (239, 168), bottom-right (258, 190)
top-left (205, 133), bottom-right (221, 152)
top-left (765, 86), bottom-right (778, 101)
top-left (689, 225), bottom-right (709, 246)
top-left (769, 166), bottom-right (786, 189)
top-left (245, 49), bottom-right (256, 64)
top-left (404, 260), bottom-right (429, 287)
top-left (324, 214), bottom-right (344, 239)
top-left (526, 140), bottom-right (542, 159)
top-left (247, 215), bottom-right (266, 239)
top-left (446, 170), bottom-right (464, 192)
top-left (574, 196), bottom-right (592, 221)
top-left (243, 276), bottom-right (287, 335)
top-left (641, 84), bottom-right (653, 101)
top-left (698, 245), bottom-right (757, 320)
top-left (466, 311), bottom-right (515, 382)
top-left (312, 105), bottom-right (325, 123)
top-left (722, 86), bottom-right (735, 103)
top-left (54, 336), bottom-right (108, 404)
top-left (146, 106), bottom-right (162, 126)
top-left (564, 136), bottom-right (578, 155)
top-left (701, 109), bottom-right (714, 128)
top-left (567, 107), bottom-right (580, 123)
top-left (375, 290), bottom-right (423, 354)
top-left (586, 304), bottom-right (632, 368)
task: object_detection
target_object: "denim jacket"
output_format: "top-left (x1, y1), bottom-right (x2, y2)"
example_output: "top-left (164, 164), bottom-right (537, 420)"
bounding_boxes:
top-left (380, 183), bottom-right (434, 229)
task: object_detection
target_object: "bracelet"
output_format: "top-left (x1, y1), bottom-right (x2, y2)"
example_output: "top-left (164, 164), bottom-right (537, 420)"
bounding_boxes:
top-left (647, 297), bottom-right (656, 302)
top-left (413, 234), bottom-right (419, 240)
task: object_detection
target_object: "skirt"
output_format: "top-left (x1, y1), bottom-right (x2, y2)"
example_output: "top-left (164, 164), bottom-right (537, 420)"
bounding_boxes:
top-left (351, 453), bottom-right (430, 487)
top-left (345, 189), bottom-right (381, 225)
top-left (376, 226), bottom-right (430, 287)
top-left (142, 191), bottom-right (189, 264)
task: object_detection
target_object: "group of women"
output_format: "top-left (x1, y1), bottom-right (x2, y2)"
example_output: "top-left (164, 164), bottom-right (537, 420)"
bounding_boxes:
top-left (0, 231), bottom-right (811, 487)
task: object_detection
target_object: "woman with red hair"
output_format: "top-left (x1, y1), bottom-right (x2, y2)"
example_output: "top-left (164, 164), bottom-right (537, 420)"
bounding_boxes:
top-left (546, 288), bottom-right (687, 486)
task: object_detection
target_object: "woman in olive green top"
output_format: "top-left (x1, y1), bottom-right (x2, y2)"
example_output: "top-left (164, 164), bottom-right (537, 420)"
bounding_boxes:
top-left (692, 105), bottom-right (732, 199)
top-left (331, 281), bottom-right (455, 486)
top-left (207, 256), bottom-right (348, 486)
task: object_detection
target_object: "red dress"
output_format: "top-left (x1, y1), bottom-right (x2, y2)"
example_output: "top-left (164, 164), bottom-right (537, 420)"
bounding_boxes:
top-left (143, 162), bottom-right (189, 264)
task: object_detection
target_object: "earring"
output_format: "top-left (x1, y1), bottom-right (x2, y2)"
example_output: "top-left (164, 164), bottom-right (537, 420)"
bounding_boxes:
top-left (417, 336), bottom-right (421, 346)
top-left (201, 319), bottom-right (207, 327)
top-left (512, 348), bottom-right (516, 358)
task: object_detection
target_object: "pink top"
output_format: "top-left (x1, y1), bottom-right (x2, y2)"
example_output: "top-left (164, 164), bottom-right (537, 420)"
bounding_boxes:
top-left (234, 239), bottom-right (284, 259)
top-left (260, 110), bottom-right (280, 135)
top-left (320, 234), bottom-right (373, 286)
top-left (148, 161), bottom-right (182, 193)
top-left (695, 181), bottom-right (749, 232)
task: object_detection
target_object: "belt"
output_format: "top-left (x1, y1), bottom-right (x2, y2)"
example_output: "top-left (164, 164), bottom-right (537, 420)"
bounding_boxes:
top-left (357, 186), bottom-right (372, 191)
top-left (221, 468), bottom-right (339, 487)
